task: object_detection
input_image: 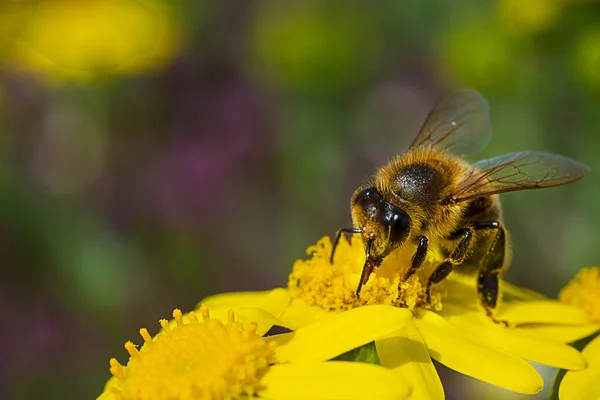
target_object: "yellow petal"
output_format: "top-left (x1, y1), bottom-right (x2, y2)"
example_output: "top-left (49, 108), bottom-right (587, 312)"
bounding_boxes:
top-left (559, 335), bottom-right (600, 400)
top-left (584, 334), bottom-right (600, 364)
top-left (517, 323), bottom-right (600, 343)
top-left (444, 275), bottom-right (546, 305)
top-left (440, 304), bottom-right (586, 370)
top-left (170, 307), bottom-right (283, 336)
top-left (414, 310), bottom-right (543, 394)
top-left (276, 305), bottom-right (413, 363)
top-left (199, 288), bottom-right (291, 318)
top-left (376, 325), bottom-right (444, 400)
top-left (279, 297), bottom-right (336, 330)
top-left (498, 301), bottom-right (591, 325)
top-left (500, 281), bottom-right (548, 301)
top-left (259, 362), bottom-right (410, 400)
top-left (261, 288), bottom-right (294, 318)
top-left (214, 307), bottom-right (285, 336)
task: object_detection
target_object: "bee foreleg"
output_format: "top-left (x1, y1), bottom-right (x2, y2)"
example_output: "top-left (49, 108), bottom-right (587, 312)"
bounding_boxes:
top-left (399, 236), bottom-right (428, 284)
top-left (474, 221), bottom-right (508, 325)
top-left (331, 228), bottom-right (362, 264)
top-left (425, 228), bottom-right (473, 303)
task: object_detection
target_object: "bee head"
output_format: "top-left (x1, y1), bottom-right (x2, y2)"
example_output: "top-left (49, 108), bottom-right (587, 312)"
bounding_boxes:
top-left (351, 186), bottom-right (412, 257)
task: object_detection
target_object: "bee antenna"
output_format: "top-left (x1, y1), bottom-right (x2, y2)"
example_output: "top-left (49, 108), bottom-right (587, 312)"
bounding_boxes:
top-left (330, 228), bottom-right (362, 264)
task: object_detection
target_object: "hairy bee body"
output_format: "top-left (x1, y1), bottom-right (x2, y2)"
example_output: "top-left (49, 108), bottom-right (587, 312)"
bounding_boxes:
top-left (333, 90), bottom-right (588, 323)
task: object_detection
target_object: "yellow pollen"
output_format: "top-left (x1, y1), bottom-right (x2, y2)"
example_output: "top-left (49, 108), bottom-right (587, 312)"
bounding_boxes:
top-left (288, 236), bottom-right (444, 312)
top-left (107, 308), bottom-right (276, 400)
top-left (559, 266), bottom-right (600, 324)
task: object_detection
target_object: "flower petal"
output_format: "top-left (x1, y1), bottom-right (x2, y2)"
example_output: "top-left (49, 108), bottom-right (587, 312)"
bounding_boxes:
top-left (498, 301), bottom-right (591, 325)
top-left (279, 297), bottom-right (337, 330)
top-left (444, 275), bottom-right (546, 306)
top-left (440, 304), bottom-right (586, 370)
top-left (500, 281), bottom-right (548, 301)
top-left (517, 323), bottom-right (600, 343)
top-left (175, 307), bottom-right (283, 336)
top-left (198, 290), bottom-right (273, 307)
top-left (199, 288), bottom-right (291, 318)
top-left (217, 307), bottom-right (285, 336)
top-left (559, 335), bottom-right (600, 400)
top-left (583, 334), bottom-right (600, 365)
top-left (262, 288), bottom-right (294, 318)
top-left (414, 310), bottom-right (543, 394)
top-left (259, 362), bottom-right (410, 400)
top-left (376, 325), bottom-right (444, 400)
top-left (276, 305), bottom-right (413, 363)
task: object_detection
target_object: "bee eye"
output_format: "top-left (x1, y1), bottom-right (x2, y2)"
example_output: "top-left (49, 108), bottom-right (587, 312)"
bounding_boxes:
top-left (353, 187), bottom-right (381, 206)
top-left (388, 205), bottom-right (411, 244)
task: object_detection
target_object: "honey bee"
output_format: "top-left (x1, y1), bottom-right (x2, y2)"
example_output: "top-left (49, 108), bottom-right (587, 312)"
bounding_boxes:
top-left (331, 90), bottom-right (589, 323)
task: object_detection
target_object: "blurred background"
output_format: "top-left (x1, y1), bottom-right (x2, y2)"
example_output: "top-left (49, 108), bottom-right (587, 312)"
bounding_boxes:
top-left (1, 0), bottom-right (598, 399)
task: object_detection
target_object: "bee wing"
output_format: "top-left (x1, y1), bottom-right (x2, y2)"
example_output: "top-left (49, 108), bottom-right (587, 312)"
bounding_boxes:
top-left (410, 89), bottom-right (492, 156)
top-left (448, 151), bottom-right (590, 203)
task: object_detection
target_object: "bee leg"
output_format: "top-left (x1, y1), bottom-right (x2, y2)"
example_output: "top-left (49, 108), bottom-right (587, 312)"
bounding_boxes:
top-left (356, 238), bottom-right (381, 298)
top-left (399, 236), bottom-right (429, 284)
top-left (331, 228), bottom-right (362, 264)
top-left (425, 228), bottom-right (473, 303)
top-left (474, 221), bottom-right (508, 326)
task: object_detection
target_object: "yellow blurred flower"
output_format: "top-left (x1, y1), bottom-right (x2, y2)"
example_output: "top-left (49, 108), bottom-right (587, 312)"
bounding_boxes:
top-left (98, 305), bottom-right (412, 400)
top-left (4, 0), bottom-right (182, 82)
top-left (498, 0), bottom-right (563, 35)
top-left (560, 267), bottom-right (600, 324)
top-left (438, 11), bottom-right (521, 91)
top-left (572, 28), bottom-right (600, 91)
top-left (203, 236), bottom-right (595, 399)
top-left (558, 267), bottom-right (600, 400)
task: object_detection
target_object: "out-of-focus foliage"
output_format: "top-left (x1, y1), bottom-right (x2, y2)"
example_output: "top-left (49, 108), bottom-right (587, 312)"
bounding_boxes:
top-left (0, 1), bottom-right (599, 399)
top-left (250, 0), bottom-right (382, 94)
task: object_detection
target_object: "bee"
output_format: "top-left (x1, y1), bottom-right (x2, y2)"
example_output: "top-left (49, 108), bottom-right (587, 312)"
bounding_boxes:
top-left (331, 90), bottom-right (589, 323)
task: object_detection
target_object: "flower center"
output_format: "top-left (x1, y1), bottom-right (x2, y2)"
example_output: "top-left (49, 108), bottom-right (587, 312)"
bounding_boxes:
top-left (288, 236), bottom-right (445, 311)
top-left (107, 306), bottom-right (276, 400)
top-left (559, 266), bottom-right (600, 324)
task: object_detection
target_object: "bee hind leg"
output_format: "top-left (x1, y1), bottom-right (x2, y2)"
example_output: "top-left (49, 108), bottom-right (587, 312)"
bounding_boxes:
top-left (475, 222), bottom-right (509, 326)
top-left (425, 228), bottom-right (473, 303)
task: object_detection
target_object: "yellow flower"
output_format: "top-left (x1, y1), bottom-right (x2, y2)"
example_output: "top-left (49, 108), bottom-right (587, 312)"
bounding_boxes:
top-left (498, 0), bottom-right (563, 35)
top-left (559, 335), bottom-right (600, 400)
top-left (97, 305), bottom-right (413, 400)
top-left (202, 236), bottom-right (595, 399)
top-left (437, 10), bottom-right (522, 91)
top-left (560, 267), bottom-right (600, 325)
top-left (3, 0), bottom-right (182, 82)
top-left (557, 267), bottom-right (600, 400)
